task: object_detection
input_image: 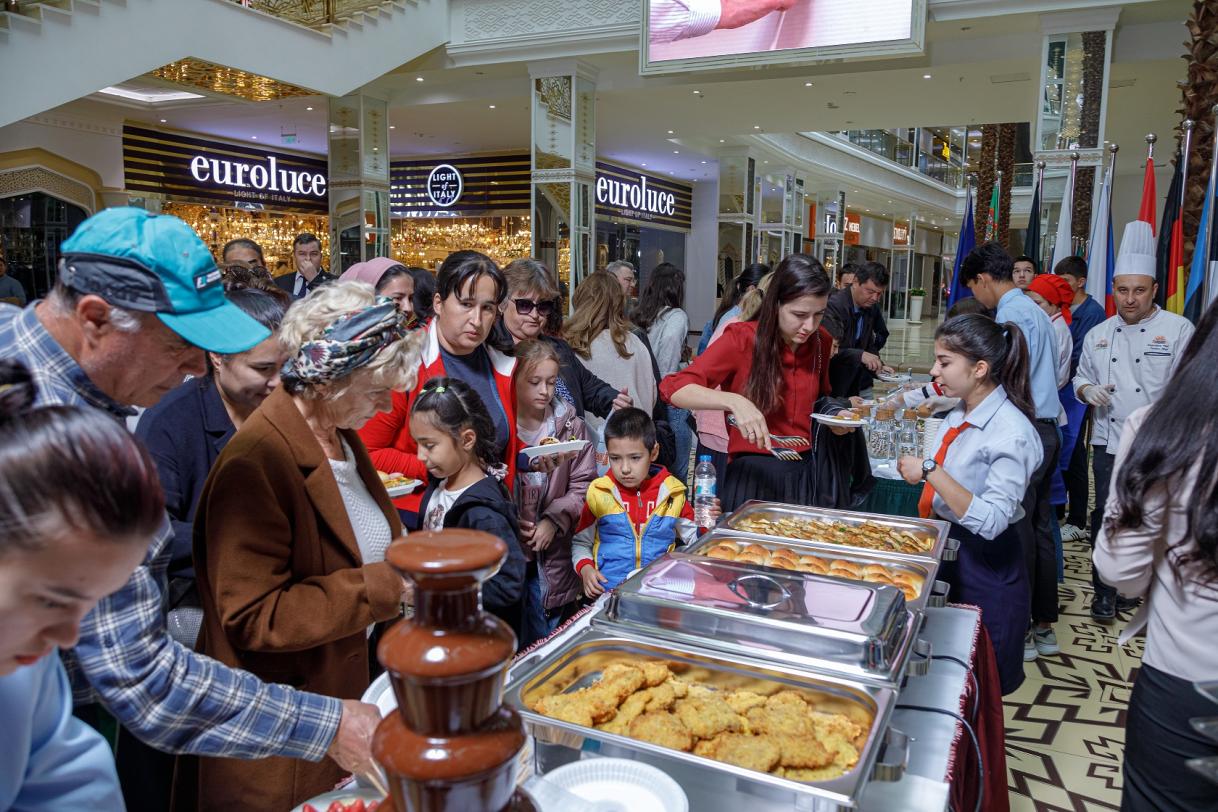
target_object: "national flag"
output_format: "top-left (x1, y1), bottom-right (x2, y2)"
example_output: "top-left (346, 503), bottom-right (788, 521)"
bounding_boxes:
top-left (1050, 164), bottom-right (1075, 272)
top-left (1138, 155), bottom-right (1157, 235)
top-left (1155, 153), bottom-right (1183, 311)
top-left (1086, 160), bottom-right (1115, 315)
top-left (1023, 176), bottom-right (1041, 267)
top-left (1184, 157), bottom-right (1217, 324)
top-left (984, 180), bottom-right (999, 242)
top-left (947, 187), bottom-right (976, 307)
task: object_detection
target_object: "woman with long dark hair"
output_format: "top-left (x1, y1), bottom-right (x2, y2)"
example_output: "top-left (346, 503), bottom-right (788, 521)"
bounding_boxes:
top-left (633, 262), bottom-right (692, 480)
top-left (896, 314), bottom-right (1042, 694)
top-left (696, 262), bottom-right (768, 354)
top-left (1095, 300), bottom-right (1217, 812)
top-left (661, 254), bottom-right (854, 508)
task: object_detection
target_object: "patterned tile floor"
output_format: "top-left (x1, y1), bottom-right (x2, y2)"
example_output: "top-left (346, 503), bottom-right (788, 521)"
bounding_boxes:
top-left (1003, 537), bottom-right (1144, 810)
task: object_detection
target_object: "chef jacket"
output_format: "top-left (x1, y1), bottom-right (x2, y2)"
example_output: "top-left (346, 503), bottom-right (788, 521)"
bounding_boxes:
top-left (1072, 307), bottom-right (1195, 453)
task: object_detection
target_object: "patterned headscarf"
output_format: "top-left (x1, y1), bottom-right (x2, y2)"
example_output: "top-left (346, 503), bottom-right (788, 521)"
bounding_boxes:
top-left (281, 298), bottom-right (416, 388)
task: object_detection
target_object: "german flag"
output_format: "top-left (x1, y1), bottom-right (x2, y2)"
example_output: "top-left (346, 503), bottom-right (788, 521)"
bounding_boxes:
top-left (1156, 152), bottom-right (1185, 313)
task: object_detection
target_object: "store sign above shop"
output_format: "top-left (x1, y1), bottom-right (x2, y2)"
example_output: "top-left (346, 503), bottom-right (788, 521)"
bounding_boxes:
top-left (123, 125), bottom-right (329, 214)
top-left (187, 155), bottom-right (327, 198)
top-left (595, 174), bottom-right (676, 217)
top-left (892, 223), bottom-right (909, 245)
top-left (594, 161), bottom-right (691, 230)
top-left (427, 164), bottom-right (463, 207)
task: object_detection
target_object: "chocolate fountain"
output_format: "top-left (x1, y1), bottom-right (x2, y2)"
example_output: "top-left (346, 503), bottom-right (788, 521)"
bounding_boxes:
top-left (373, 528), bottom-right (531, 812)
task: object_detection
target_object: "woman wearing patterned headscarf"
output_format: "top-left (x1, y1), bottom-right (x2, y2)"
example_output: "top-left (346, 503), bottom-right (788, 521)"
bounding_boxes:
top-left (180, 281), bottom-right (424, 812)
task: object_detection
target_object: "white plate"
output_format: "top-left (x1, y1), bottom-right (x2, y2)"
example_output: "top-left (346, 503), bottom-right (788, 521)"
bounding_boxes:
top-left (813, 413), bottom-right (867, 428)
top-left (877, 372), bottom-right (912, 384)
top-left (363, 671), bottom-right (396, 716)
top-left (291, 787), bottom-right (384, 812)
top-left (535, 758), bottom-right (687, 812)
top-left (385, 479), bottom-right (422, 497)
top-left (521, 439), bottom-right (589, 460)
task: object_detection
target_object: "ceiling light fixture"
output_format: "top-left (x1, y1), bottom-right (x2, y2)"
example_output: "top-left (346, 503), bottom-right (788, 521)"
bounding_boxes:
top-left (389, 125), bottom-right (396, 130)
top-left (719, 138), bottom-right (725, 143)
top-left (251, 135), bottom-right (258, 140)
top-left (804, 82), bottom-right (813, 87)
top-left (488, 104), bottom-right (496, 109)
top-left (98, 85), bottom-right (204, 103)
top-left (673, 150), bottom-right (680, 154)
top-left (306, 106), bottom-right (313, 111)
top-left (667, 129), bottom-right (674, 134)
top-left (922, 74), bottom-right (932, 79)
top-left (159, 118), bottom-right (167, 123)
top-left (753, 125), bottom-right (761, 129)
top-left (416, 76), bottom-right (424, 82)
top-left (701, 160), bottom-right (707, 164)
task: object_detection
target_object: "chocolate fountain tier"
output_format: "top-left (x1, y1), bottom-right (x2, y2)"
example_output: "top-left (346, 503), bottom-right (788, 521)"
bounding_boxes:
top-left (373, 706), bottom-right (527, 812)
top-left (374, 528), bottom-right (527, 812)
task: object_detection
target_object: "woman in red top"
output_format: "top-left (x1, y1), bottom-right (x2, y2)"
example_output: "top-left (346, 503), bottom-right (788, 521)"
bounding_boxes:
top-left (661, 254), bottom-right (855, 509)
top-left (359, 251), bottom-right (518, 520)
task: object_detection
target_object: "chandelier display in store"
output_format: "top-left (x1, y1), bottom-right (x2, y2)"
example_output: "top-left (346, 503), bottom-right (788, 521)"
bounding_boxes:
top-left (391, 216), bottom-right (532, 268)
top-left (161, 202), bottom-right (330, 271)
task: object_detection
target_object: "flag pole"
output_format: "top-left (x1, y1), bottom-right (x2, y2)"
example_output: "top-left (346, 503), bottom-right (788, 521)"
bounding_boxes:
top-left (1036, 160), bottom-right (1046, 266)
top-left (1146, 132), bottom-right (1157, 162)
top-left (1204, 105), bottom-right (1218, 308)
top-left (1181, 119), bottom-right (1195, 211)
top-left (1068, 150), bottom-right (1079, 255)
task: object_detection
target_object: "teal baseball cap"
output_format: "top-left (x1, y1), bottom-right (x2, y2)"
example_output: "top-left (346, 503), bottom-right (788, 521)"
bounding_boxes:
top-left (59, 207), bottom-right (271, 354)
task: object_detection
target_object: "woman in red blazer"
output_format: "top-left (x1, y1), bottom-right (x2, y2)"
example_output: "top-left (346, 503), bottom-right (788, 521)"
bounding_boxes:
top-left (360, 251), bottom-right (518, 518)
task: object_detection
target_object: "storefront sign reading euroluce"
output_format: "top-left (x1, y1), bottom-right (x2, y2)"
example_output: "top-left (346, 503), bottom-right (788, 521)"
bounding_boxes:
top-left (123, 125), bottom-right (329, 214)
top-left (594, 162), bottom-right (691, 230)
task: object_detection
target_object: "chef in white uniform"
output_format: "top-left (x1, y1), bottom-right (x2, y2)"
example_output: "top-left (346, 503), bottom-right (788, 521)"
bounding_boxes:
top-left (1073, 220), bottom-right (1196, 621)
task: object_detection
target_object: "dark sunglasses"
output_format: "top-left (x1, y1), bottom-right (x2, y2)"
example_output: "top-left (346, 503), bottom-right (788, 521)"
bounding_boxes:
top-left (513, 298), bottom-right (556, 316)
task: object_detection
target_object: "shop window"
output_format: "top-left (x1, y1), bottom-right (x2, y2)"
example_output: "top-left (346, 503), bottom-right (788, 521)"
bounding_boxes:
top-left (0, 193), bottom-right (89, 301)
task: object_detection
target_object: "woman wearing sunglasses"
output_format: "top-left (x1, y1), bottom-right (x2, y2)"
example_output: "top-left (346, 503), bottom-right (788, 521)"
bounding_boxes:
top-left (491, 259), bottom-right (632, 421)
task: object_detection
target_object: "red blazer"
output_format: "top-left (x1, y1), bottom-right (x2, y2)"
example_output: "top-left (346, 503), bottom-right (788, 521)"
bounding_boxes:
top-left (660, 320), bottom-right (832, 458)
top-left (359, 317), bottom-right (518, 511)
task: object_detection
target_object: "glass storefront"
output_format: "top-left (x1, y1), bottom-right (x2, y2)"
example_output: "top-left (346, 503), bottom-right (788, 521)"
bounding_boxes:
top-left (0, 192), bottom-right (89, 301)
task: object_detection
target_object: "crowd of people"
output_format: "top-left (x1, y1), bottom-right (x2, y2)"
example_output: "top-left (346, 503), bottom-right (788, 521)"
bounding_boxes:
top-left (0, 205), bottom-right (1214, 812)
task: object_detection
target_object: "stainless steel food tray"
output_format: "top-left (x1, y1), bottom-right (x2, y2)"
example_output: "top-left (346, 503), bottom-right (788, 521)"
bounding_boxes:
top-left (506, 626), bottom-right (907, 811)
top-left (688, 529), bottom-right (950, 616)
top-left (721, 500), bottom-right (958, 566)
top-left (599, 552), bottom-right (930, 686)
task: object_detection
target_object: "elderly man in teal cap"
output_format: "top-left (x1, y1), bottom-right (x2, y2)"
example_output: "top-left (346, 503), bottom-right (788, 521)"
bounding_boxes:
top-left (0, 208), bottom-right (381, 809)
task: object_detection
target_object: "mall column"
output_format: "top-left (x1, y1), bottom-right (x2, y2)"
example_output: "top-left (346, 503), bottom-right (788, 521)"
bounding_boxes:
top-left (529, 59), bottom-right (597, 305)
top-left (327, 92), bottom-right (392, 275)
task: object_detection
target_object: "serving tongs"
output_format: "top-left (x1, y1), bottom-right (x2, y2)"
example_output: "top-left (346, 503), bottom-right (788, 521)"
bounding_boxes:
top-left (726, 415), bottom-right (806, 461)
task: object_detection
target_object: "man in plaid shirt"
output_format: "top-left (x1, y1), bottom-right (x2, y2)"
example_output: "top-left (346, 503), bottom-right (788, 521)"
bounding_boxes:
top-left (0, 209), bottom-right (381, 803)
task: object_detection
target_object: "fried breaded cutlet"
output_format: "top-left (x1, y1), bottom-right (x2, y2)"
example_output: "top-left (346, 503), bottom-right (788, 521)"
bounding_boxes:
top-left (673, 691), bottom-right (744, 739)
top-left (531, 662), bottom-right (644, 726)
top-left (723, 690), bottom-right (768, 716)
top-left (598, 680), bottom-right (686, 735)
top-left (745, 703), bottom-right (813, 737)
top-left (694, 733), bottom-right (781, 772)
top-left (628, 711), bottom-right (693, 751)
top-left (771, 734), bottom-right (834, 769)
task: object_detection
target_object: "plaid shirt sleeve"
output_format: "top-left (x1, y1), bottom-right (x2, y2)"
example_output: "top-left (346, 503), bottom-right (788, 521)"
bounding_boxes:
top-left (62, 516), bottom-right (342, 760)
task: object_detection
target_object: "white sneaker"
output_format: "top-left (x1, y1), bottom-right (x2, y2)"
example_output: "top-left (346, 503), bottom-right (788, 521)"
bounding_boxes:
top-left (1060, 523), bottom-right (1087, 542)
top-left (1023, 630), bottom-right (1038, 662)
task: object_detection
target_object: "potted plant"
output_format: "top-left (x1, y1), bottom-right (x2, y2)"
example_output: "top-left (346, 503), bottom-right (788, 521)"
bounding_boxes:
top-left (908, 288), bottom-right (926, 323)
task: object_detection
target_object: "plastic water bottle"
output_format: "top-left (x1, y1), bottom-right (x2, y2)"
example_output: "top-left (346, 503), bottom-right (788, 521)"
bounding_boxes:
top-left (693, 455), bottom-right (718, 529)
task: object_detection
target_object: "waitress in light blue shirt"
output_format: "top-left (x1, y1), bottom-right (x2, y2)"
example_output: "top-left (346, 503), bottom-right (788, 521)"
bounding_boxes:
top-left (0, 359), bottom-right (166, 811)
top-left (898, 314), bottom-right (1042, 694)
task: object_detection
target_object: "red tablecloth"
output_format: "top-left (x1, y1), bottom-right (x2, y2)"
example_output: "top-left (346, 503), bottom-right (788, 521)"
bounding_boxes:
top-left (945, 605), bottom-right (1010, 812)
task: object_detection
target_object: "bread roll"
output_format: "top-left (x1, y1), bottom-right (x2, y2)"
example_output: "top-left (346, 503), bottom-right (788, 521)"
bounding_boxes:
top-left (736, 551), bottom-right (768, 565)
top-left (768, 557), bottom-right (797, 570)
top-left (705, 544), bottom-right (740, 561)
top-left (799, 556), bottom-right (830, 574)
top-left (829, 561), bottom-right (862, 578)
top-left (862, 564), bottom-right (890, 579)
top-left (770, 548), bottom-right (801, 564)
top-left (741, 543), bottom-right (770, 558)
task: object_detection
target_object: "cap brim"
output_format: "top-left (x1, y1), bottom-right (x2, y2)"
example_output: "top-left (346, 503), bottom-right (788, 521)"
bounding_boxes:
top-left (158, 302), bottom-right (271, 354)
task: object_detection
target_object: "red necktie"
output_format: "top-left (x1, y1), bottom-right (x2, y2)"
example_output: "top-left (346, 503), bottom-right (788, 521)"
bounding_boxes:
top-left (917, 422), bottom-right (973, 519)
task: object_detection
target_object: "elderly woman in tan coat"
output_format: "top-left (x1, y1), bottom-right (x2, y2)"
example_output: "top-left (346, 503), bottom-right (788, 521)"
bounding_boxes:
top-left (181, 281), bottom-right (424, 811)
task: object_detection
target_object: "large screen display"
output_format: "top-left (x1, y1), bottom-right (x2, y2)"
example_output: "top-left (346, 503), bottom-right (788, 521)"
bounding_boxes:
top-left (642, 0), bottom-right (925, 74)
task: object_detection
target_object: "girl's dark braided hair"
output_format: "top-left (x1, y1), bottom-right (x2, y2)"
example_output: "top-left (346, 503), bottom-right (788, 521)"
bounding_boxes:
top-left (412, 376), bottom-right (500, 470)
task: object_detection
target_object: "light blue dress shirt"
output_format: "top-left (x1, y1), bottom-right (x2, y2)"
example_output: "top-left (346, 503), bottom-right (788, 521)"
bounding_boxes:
top-left (928, 385), bottom-right (1043, 540)
top-left (1, 655), bottom-right (124, 811)
top-left (995, 287), bottom-right (1060, 420)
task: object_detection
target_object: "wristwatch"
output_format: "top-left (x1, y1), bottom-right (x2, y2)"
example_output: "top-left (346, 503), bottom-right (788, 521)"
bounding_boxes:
top-left (920, 459), bottom-right (937, 481)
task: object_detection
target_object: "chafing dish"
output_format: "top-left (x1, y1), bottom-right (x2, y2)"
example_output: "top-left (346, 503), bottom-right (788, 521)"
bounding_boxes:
top-left (506, 627), bottom-right (908, 811)
top-left (722, 500), bottom-right (958, 565)
top-left (687, 529), bottom-right (951, 615)
top-left (600, 552), bottom-right (930, 686)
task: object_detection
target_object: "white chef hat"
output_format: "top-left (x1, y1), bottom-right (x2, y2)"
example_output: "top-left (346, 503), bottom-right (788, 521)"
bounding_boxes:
top-left (1114, 220), bottom-right (1156, 279)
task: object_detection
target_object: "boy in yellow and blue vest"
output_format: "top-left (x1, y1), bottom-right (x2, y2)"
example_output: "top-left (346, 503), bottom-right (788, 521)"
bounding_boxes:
top-left (573, 408), bottom-right (720, 597)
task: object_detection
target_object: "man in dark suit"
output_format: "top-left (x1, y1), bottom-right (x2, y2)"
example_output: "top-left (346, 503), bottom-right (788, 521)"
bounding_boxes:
top-left (827, 260), bottom-right (891, 398)
top-left (275, 232), bottom-right (335, 299)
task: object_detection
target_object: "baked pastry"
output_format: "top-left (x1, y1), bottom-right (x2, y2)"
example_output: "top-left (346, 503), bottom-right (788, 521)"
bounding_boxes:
top-left (741, 543), bottom-right (771, 558)
top-left (768, 557), bottom-right (797, 570)
top-left (735, 552), bottom-right (768, 565)
top-left (705, 543), bottom-right (740, 561)
top-left (770, 548), bottom-right (801, 565)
